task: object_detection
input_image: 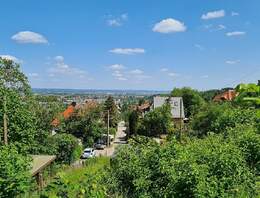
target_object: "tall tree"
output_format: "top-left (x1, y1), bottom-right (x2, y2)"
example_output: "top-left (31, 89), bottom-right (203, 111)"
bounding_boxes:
top-left (104, 96), bottom-right (119, 128)
top-left (0, 58), bottom-right (35, 151)
top-left (171, 87), bottom-right (205, 117)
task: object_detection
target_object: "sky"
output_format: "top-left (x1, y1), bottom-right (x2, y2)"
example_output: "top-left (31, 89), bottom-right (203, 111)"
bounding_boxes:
top-left (0, 0), bottom-right (260, 91)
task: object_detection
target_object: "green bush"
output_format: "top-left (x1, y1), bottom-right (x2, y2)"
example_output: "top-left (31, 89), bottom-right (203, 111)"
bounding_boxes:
top-left (110, 136), bottom-right (257, 198)
top-left (191, 103), bottom-right (258, 137)
top-left (0, 145), bottom-right (31, 198)
top-left (47, 133), bottom-right (81, 164)
top-left (228, 125), bottom-right (260, 174)
top-left (41, 157), bottom-right (109, 197)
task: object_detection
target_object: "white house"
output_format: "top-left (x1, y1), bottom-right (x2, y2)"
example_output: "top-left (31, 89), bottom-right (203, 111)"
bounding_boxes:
top-left (153, 96), bottom-right (185, 120)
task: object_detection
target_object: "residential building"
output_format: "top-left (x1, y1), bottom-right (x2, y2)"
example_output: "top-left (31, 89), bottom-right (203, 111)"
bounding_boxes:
top-left (153, 96), bottom-right (185, 123)
top-left (213, 90), bottom-right (237, 102)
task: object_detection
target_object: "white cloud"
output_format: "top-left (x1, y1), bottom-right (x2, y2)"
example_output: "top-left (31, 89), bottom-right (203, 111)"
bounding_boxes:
top-left (48, 56), bottom-right (87, 77)
top-left (152, 18), bottom-right (187, 34)
top-left (201, 75), bottom-right (209, 79)
top-left (226, 60), bottom-right (240, 65)
top-left (201, 10), bottom-right (225, 20)
top-left (160, 68), bottom-right (169, 72)
top-left (217, 24), bottom-right (226, 30)
top-left (121, 13), bottom-right (128, 20)
top-left (111, 70), bottom-right (128, 81)
top-left (107, 19), bottom-right (121, 26)
top-left (129, 69), bottom-right (144, 75)
top-left (112, 70), bottom-right (123, 77)
top-left (168, 72), bottom-right (180, 77)
top-left (231, 12), bottom-right (239, 16)
top-left (107, 13), bottom-right (128, 27)
top-left (118, 77), bottom-right (128, 81)
top-left (54, 55), bottom-right (64, 62)
top-left (194, 44), bottom-right (204, 50)
top-left (226, 31), bottom-right (246, 36)
top-left (0, 55), bottom-right (21, 63)
top-left (12, 31), bottom-right (48, 44)
top-left (109, 64), bottom-right (125, 70)
top-left (109, 48), bottom-right (145, 55)
top-left (203, 24), bottom-right (226, 32)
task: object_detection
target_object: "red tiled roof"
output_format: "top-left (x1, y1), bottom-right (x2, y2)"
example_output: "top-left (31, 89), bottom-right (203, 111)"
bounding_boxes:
top-left (51, 104), bottom-right (76, 127)
top-left (213, 90), bottom-right (237, 102)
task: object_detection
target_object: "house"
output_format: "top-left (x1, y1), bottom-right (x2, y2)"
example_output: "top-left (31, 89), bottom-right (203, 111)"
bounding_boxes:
top-left (213, 90), bottom-right (237, 102)
top-left (153, 96), bottom-right (185, 123)
top-left (51, 102), bottom-right (77, 129)
top-left (137, 102), bottom-right (151, 117)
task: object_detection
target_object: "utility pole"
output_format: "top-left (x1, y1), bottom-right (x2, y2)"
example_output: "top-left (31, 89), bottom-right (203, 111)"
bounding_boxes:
top-left (3, 94), bottom-right (8, 145)
top-left (179, 97), bottom-right (182, 141)
top-left (107, 110), bottom-right (110, 147)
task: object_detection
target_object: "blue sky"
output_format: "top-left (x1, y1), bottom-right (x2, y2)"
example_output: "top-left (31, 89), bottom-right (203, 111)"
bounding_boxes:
top-left (0, 0), bottom-right (260, 90)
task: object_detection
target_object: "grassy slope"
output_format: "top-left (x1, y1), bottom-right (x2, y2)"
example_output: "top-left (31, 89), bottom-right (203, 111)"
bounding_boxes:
top-left (40, 157), bottom-right (110, 197)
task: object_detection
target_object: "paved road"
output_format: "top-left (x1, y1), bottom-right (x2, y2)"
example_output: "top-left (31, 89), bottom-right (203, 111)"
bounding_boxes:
top-left (95, 121), bottom-right (127, 157)
top-left (72, 122), bottom-right (127, 167)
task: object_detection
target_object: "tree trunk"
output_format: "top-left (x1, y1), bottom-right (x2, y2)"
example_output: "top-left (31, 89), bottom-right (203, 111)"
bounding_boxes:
top-left (3, 95), bottom-right (8, 145)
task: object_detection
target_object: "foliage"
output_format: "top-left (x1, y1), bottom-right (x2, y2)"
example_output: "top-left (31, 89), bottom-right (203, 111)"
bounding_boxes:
top-left (191, 103), bottom-right (259, 137)
top-left (140, 104), bottom-right (174, 137)
top-left (46, 133), bottom-right (81, 164)
top-left (61, 104), bottom-right (106, 147)
top-left (235, 83), bottom-right (260, 107)
top-left (0, 58), bottom-right (31, 95)
top-left (128, 110), bottom-right (140, 136)
top-left (199, 89), bottom-right (222, 102)
top-left (0, 145), bottom-right (31, 198)
top-left (0, 58), bottom-right (36, 152)
top-left (31, 98), bottom-right (66, 154)
top-left (0, 90), bottom-right (37, 152)
top-left (228, 125), bottom-right (260, 174)
top-left (171, 87), bottom-right (205, 117)
top-left (104, 96), bottom-right (119, 128)
top-left (110, 136), bottom-right (257, 198)
top-left (41, 157), bottom-right (110, 198)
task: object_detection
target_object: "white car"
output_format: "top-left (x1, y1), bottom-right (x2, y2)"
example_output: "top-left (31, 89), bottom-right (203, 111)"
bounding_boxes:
top-left (81, 148), bottom-right (95, 159)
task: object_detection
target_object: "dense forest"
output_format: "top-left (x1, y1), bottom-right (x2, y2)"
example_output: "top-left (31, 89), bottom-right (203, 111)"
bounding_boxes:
top-left (1, 58), bottom-right (260, 197)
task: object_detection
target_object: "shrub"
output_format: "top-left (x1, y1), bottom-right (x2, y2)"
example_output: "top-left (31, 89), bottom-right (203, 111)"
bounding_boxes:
top-left (41, 157), bottom-right (109, 197)
top-left (0, 145), bottom-right (31, 198)
top-left (191, 103), bottom-right (258, 137)
top-left (47, 133), bottom-right (81, 164)
top-left (110, 135), bottom-right (257, 197)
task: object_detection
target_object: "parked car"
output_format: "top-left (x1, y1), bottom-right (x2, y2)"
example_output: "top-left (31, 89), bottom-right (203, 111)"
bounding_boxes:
top-left (81, 148), bottom-right (95, 159)
top-left (94, 142), bottom-right (106, 150)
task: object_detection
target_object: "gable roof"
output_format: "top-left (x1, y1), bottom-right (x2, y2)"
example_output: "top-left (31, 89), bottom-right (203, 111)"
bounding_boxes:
top-left (153, 96), bottom-right (185, 118)
top-left (213, 90), bottom-right (237, 102)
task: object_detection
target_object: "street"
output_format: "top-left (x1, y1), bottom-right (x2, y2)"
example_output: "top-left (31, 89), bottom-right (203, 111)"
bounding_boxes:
top-left (95, 121), bottom-right (127, 157)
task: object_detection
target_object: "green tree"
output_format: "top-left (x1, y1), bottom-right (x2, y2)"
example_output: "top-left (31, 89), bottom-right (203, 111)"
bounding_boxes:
top-left (235, 83), bottom-right (260, 108)
top-left (0, 58), bottom-right (30, 144)
top-left (128, 110), bottom-right (140, 136)
top-left (104, 96), bottom-right (119, 128)
top-left (110, 135), bottom-right (256, 197)
top-left (61, 104), bottom-right (106, 147)
top-left (171, 87), bottom-right (205, 117)
top-left (46, 133), bottom-right (81, 164)
top-left (140, 104), bottom-right (174, 137)
top-left (31, 99), bottom-right (66, 154)
top-left (191, 103), bottom-right (258, 137)
top-left (0, 145), bottom-right (31, 197)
